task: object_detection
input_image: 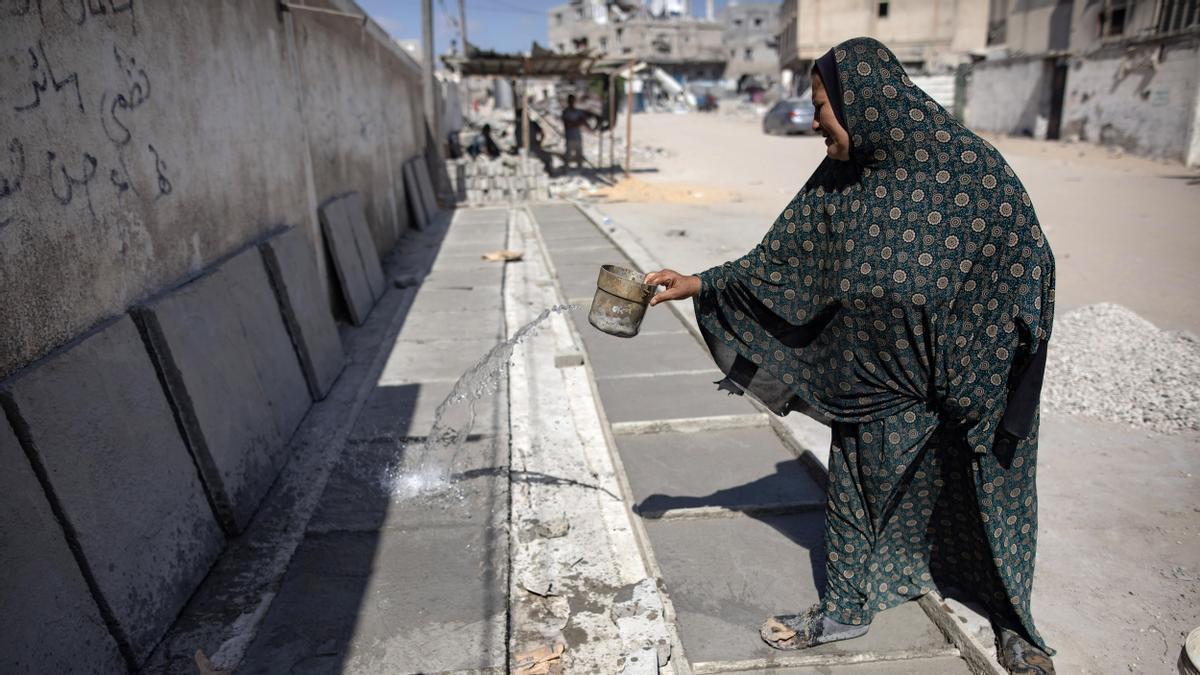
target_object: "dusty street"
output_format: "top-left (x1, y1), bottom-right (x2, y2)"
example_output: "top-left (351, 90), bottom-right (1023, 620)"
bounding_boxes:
top-left (585, 112), bottom-right (1200, 674)
top-left (603, 112), bottom-right (1200, 334)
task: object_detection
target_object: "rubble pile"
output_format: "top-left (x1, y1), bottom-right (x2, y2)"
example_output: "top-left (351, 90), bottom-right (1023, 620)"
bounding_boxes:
top-left (1042, 303), bottom-right (1200, 434)
top-left (447, 155), bottom-right (551, 206)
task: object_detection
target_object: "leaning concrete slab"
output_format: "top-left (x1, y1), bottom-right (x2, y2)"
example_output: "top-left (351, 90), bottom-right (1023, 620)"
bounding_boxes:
top-left (0, 316), bottom-right (225, 666)
top-left (0, 413), bottom-right (127, 674)
top-left (344, 193), bottom-right (387, 301)
top-left (260, 227), bottom-right (346, 400)
top-left (644, 513), bottom-right (954, 665)
top-left (136, 248), bottom-right (311, 533)
top-left (403, 160), bottom-right (430, 230)
top-left (319, 196), bottom-right (376, 325)
top-left (414, 156), bottom-right (439, 221)
top-left (616, 427), bottom-right (825, 515)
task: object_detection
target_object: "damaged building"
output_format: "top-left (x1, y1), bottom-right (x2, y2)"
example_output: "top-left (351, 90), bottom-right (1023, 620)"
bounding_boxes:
top-left (777, 0), bottom-right (990, 94)
top-left (547, 0), bottom-right (728, 83)
top-left (964, 0), bottom-right (1200, 165)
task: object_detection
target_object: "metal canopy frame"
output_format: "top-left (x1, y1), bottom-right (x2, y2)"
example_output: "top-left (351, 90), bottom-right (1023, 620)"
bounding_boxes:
top-left (442, 48), bottom-right (641, 175)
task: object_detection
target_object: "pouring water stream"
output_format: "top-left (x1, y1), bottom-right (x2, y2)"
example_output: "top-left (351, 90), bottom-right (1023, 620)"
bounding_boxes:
top-left (385, 304), bottom-right (576, 500)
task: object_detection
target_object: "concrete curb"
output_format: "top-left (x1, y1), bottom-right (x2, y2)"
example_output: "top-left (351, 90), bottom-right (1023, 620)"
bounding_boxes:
top-left (519, 204), bottom-right (695, 675)
top-left (570, 199), bottom-right (1004, 675)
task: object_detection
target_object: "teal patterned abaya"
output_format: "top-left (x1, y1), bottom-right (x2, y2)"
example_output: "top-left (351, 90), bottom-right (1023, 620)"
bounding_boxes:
top-left (693, 38), bottom-right (1055, 651)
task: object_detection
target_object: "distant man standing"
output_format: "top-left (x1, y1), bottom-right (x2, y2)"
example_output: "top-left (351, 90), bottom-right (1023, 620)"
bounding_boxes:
top-left (561, 94), bottom-right (594, 172)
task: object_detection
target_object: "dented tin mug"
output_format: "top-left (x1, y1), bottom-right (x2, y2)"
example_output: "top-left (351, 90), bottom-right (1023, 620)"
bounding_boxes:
top-left (588, 264), bottom-right (655, 338)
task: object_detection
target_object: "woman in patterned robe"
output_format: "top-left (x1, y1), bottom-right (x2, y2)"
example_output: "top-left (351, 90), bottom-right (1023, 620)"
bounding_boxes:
top-left (645, 37), bottom-right (1056, 674)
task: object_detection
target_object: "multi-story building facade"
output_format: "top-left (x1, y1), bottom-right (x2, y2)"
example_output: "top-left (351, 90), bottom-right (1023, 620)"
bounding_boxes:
top-left (966, 0), bottom-right (1200, 165)
top-left (778, 0), bottom-right (990, 92)
top-left (721, 2), bottom-right (783, 89)
top-left (548, 0), bottom-right (726, 82)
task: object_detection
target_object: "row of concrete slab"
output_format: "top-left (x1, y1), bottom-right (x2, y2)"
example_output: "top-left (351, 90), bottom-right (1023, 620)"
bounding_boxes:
top-left (0, 175), bottom-right (438, 673)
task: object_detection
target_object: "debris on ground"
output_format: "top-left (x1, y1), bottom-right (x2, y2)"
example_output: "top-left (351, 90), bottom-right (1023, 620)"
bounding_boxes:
top-left (1043, 303), bottom-right (1200, 434)
top-left (589, 177), bottom-right (737, 204)
top-left (513, 642), bottom-right (565, 675)
top-left (666, 229), bottom-right (687, 237)
top-left (481, 249), bottom-right (523, 262)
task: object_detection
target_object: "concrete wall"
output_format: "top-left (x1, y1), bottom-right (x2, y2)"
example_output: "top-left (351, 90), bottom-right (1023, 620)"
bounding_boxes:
top-left (0, 0), bottom-right (423, 381)
top-left (721, 3), bottom-right (782, 85)
top-left (0, 1), bottom-right (426, 670)
top-left (963, 55), bottom-right (1053, 134)
top-left (1060, 35), bottom-right (1200, 161)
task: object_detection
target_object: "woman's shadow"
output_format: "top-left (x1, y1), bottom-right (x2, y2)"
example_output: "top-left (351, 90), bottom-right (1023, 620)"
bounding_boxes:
top-left (633, 458), bottom-right (830, 595)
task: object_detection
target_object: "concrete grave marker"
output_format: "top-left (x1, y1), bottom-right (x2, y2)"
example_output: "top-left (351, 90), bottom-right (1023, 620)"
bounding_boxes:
top-left (0, 413), bottom-right (127, 673)
top-left (0, 316), bottom-right (224, 666)
top-left (319, 196), bottom-right (376, 325)
top-left (414, 156), bottom-right (439, 221)
top-left (260, 227), bottom-right (346, 400)
top-left (343, 193), bottom-right (387, 301)
top-left (403, 160), bottom-right (430, 230)
top-left (136, 248), bottom-right (311, 534)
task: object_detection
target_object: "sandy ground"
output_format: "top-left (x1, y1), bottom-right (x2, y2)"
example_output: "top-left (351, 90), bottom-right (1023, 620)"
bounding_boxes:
top-left (611, 112), bottom-right (1200, 335)
top-left (585, 112), bottom-right (1200, 674)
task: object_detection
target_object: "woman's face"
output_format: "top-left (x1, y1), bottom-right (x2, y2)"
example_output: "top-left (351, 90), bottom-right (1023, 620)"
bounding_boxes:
top-left (811, 73), bottom-right (851, 161)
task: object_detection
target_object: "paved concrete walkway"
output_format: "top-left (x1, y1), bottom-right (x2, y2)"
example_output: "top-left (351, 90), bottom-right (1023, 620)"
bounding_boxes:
top-left (156, 202), bottom-right (981, 674)
top-left (527, 203), bottom-right (972, 674)
top-left (236, 207), bottom-right (513, 674)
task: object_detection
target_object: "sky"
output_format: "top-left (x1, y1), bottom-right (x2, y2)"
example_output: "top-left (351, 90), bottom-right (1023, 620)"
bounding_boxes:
top-left (359, 0), bottom-right (752, 57)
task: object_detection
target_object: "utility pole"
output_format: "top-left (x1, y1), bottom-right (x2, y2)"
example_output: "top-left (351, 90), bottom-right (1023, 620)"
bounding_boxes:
top-left (421, 0), bottom-right (437, 139)
top-left (458, 0), bottom-right (468, 54)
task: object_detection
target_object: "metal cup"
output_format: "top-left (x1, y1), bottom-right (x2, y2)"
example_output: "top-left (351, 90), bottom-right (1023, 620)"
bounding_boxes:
top-left (588, 264), bottom-right (655, 338)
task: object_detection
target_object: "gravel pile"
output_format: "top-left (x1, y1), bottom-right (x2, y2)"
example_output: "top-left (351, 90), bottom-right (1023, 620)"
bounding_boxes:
top-left (1042, 303), bottom-right (1200, 434)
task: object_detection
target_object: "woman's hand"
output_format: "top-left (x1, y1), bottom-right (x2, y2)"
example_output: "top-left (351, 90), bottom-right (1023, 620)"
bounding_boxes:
top-left (644, 269), bottom-right (701, 306)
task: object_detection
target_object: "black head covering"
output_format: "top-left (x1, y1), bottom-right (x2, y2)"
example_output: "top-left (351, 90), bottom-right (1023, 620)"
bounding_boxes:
top-left (693, 36), bottom-right (1057, 653)
top-left (695, 35), bottom-right (1055, 458)
top-left (812, 48), bottom-right (847, 131)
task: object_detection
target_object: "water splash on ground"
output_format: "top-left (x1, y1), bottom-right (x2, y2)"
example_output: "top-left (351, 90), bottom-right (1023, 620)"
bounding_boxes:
top-left (385, 304), bottom-right (576, 500)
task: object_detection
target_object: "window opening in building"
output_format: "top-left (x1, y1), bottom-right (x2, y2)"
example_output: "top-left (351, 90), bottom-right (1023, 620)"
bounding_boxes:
top-left (1099, 0), bottom-right (1129, 36)
top-left (745, 47), bottom-right (753, 60)
top-left (754, 17), bottom-right (763, 26)
top-left (878, 0), bottom-right (889, 17)
top-left (1157, 0), bottom-right (1199, 34)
